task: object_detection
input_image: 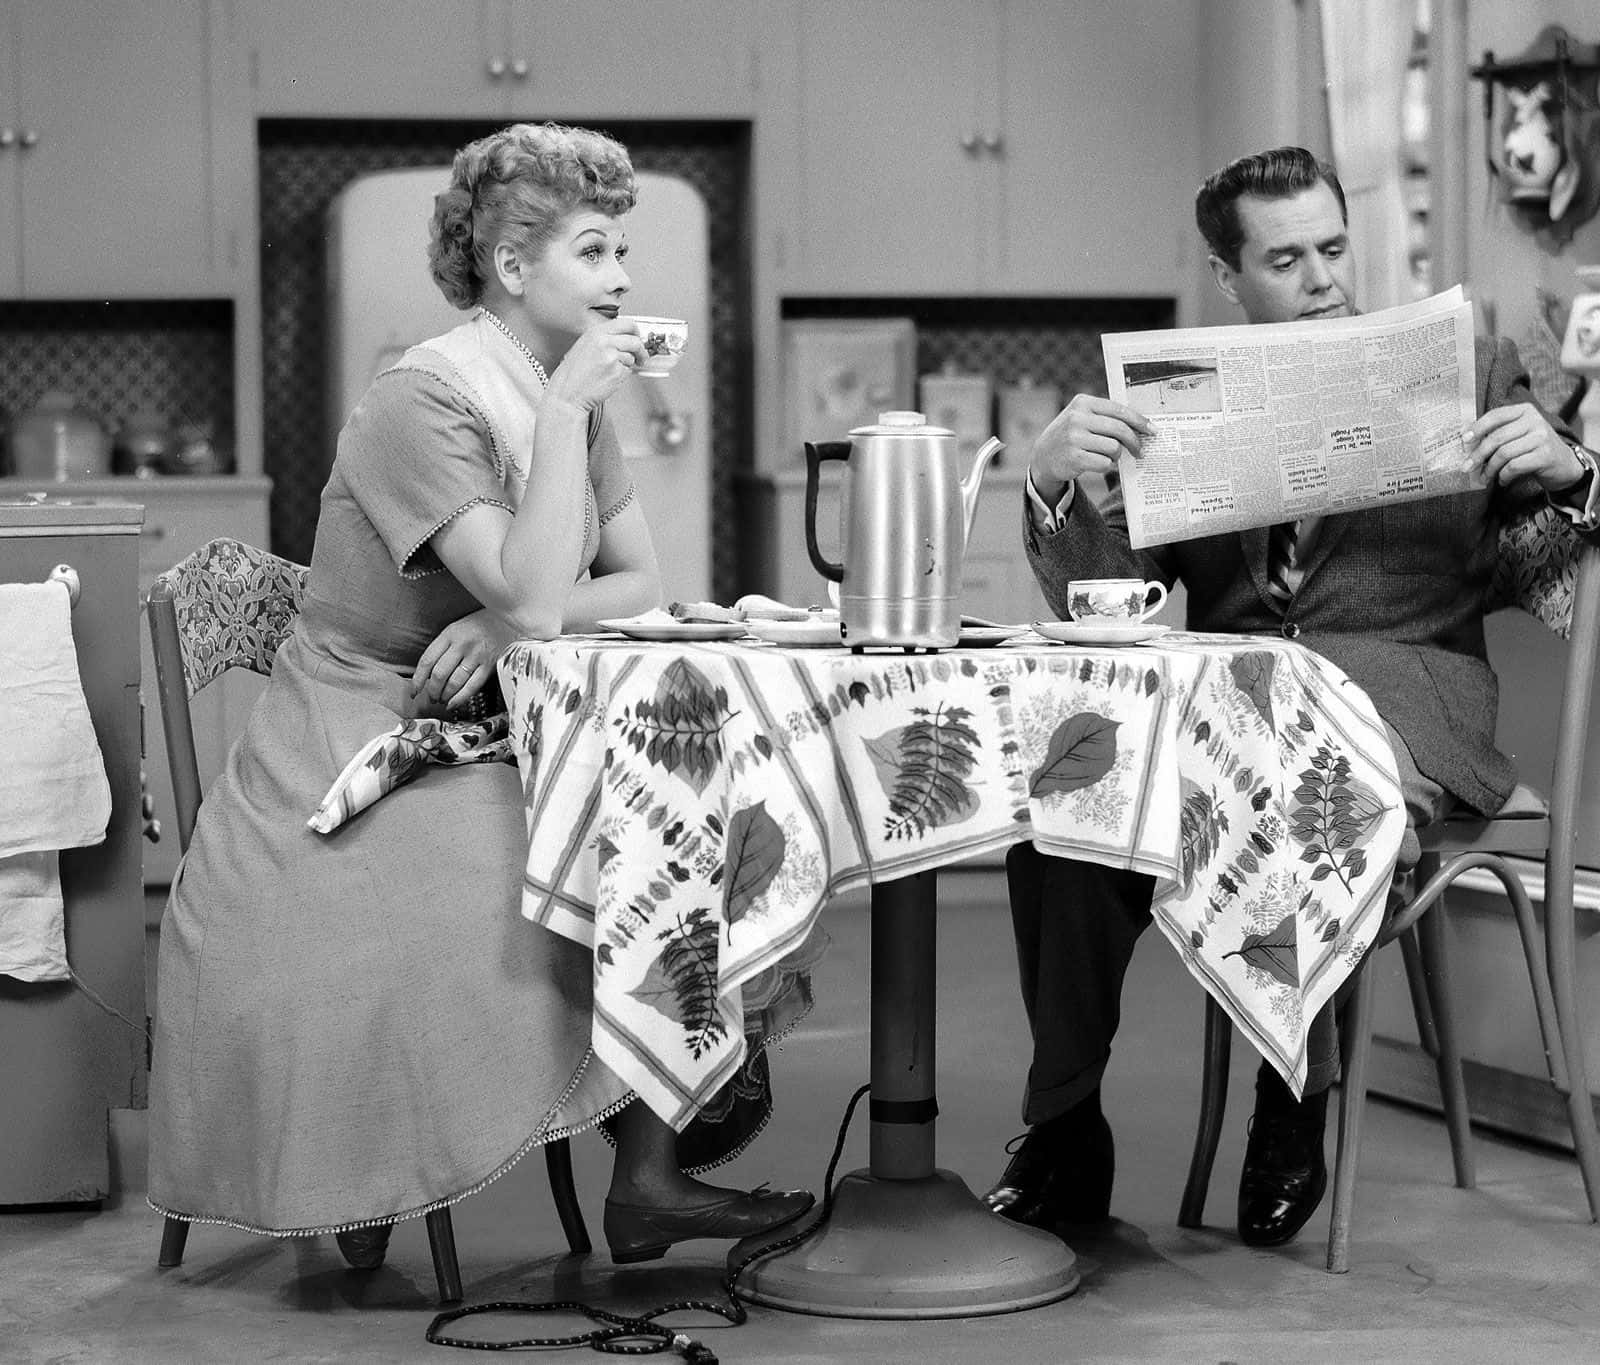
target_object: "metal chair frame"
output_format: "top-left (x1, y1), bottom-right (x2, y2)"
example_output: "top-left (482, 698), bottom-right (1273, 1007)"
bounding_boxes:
top-left (146, 538), bottom-right (590, 1303)
top-left (1179, 540), bottom-right (1600, 1272)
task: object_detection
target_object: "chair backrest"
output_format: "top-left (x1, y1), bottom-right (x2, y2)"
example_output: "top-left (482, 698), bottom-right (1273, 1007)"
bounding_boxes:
top-left (146, 537), bottom-right (309, 852)
top-left (1488, 504), bottom-right (1600, 867)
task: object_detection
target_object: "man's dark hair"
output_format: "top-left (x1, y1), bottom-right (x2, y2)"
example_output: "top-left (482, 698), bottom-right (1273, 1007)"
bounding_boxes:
top-left (1195, 146), bottom-right (1348, 270)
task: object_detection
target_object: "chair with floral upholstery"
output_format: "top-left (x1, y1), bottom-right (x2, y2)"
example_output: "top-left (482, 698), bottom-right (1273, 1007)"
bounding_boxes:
top-left (1178, 505), bottom-right (1600, 1272)
top-left (145, 538), bottom-right (590, 1303)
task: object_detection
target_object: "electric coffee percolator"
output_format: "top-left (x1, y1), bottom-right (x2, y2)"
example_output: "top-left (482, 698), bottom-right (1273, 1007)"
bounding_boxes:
top-left (804, 411), bottom-right (1003, 651)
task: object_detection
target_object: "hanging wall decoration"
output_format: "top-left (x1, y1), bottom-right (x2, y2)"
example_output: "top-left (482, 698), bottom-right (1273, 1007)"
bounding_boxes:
top-left (1470, 25), bottom-right (1600, 250)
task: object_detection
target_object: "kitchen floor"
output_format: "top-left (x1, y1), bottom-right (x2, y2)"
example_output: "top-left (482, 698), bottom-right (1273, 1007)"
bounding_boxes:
top-left (5, 869), bottom-right (1600, 1363)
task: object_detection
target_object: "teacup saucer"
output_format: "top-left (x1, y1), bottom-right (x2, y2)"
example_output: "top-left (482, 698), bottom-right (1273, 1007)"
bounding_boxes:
top-left (1031, 620), bottom-right (1171, 646)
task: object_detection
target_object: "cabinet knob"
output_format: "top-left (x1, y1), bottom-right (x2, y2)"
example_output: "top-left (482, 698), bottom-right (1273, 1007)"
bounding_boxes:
top-left (980, 131), bottom-right (1004, 155)
top-left (959, 131), bottom-right (980, 155)
top-left (486, 56), bottom-right (506, 78)
top-left (511, 57), bottom-right (529, 79)
top-left (0, 128), bottom-right (15, 148)
top-left (19, 128), bottom-right (39, 149)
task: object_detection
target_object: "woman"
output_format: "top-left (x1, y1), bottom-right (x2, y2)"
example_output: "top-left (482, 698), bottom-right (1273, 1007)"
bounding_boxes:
top-left (148, 122), bottom-right (812, 1269)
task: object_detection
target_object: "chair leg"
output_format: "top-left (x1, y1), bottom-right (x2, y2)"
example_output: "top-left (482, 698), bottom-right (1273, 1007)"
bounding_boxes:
top-left (424, 1208), bottom-right (463, 1305)
top-left (1543, 865), bottom-right (1600, 1221)
top-left (1178, 994), bottom-right (1232, 1229)
top-left (545, 1137), bottom-right (591, 1254)
top-left (1398, 926), bottom-right (1440, 1058)
top-left (1415, 903), bottom-right (1475, 1190)
top-left (1327, 963), bottom-right (1377, 1274)
top-left (157, 1215), bottom-right (190, 1268)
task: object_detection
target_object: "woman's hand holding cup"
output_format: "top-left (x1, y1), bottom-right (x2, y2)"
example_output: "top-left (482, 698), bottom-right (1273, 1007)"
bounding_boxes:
top-left (543, 320), bottom-right (649, 411)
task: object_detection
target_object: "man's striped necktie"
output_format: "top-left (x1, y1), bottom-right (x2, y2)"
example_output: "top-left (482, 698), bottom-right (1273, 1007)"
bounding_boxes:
top-left (1267, 520), bottom-right (1299, 605)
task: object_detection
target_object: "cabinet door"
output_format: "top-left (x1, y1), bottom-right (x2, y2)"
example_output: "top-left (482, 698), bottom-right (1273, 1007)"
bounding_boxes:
top-left (242, 0), bottom-right (506, 116)
top-left (0, 6), bottom-right (20, 293)
top-left (993, 0), bottom-right (1199, 295)
top-left (790, 1), bottom-right (996, 293)
top-left (504, 1), bottom-right (757, 118)
top-left (10, 0), bottom-right (216, 297)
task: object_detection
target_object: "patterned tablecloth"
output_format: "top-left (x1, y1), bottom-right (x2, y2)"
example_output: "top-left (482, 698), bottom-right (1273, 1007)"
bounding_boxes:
top-left (499, 630), bottom-right (1405, 1129)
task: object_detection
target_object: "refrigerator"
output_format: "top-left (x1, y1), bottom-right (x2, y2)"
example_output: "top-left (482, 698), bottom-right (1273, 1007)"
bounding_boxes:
top-left (325, 167), bottom-right (711, 601)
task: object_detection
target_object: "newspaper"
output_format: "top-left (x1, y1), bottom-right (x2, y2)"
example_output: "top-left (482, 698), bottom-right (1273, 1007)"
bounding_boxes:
top-left (1102, 287), bottom-right (1482, 549)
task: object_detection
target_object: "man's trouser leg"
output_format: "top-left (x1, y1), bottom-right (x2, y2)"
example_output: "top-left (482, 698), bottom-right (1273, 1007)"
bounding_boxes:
top-left (1006, 841), bottom-right (1157, 1126)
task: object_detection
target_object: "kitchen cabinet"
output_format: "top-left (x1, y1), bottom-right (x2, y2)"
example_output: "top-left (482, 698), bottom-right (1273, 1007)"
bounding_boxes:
top-left (739, 470), bottom-right (1050, 626)
top-left (0, 0), bottom-right (228, 297)
top-left (783, 0), bottom-right (1201, 296)
top-left (0, 500), bottom-right (145, 1203)
top-left (241, 0), bottom-right (758, 118)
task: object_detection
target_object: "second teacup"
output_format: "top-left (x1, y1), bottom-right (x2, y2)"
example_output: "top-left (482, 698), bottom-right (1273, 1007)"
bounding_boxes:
top-left (1066, 577), bottom-right (1168, 624)
top-left (623, 315), bottom-right (688, 377)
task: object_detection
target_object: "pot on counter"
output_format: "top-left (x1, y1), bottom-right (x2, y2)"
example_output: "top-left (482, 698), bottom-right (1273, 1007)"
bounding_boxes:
top-left (7, 390), bottom-right (114, 481)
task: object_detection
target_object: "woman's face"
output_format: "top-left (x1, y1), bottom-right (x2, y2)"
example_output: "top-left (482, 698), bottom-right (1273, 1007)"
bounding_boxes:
top-left (518, 209), bottom-right (632, 345)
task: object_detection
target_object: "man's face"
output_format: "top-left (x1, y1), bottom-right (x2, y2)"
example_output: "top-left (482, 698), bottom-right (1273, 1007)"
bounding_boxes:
top-left (1209, 183), bottom-right (1356, 325)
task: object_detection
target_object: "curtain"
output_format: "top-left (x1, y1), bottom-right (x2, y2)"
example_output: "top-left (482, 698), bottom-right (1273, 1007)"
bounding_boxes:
top-left (1319, 0), bottom-right (1416, 311)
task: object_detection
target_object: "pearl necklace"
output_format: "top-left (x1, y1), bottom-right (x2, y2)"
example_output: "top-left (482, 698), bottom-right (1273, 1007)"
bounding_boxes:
top-left (478, 308), bottom-right (548, 388)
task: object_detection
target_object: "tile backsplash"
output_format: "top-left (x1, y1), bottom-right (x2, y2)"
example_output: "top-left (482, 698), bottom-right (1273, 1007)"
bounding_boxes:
top-left (0, 300), bottom-right (234, 474)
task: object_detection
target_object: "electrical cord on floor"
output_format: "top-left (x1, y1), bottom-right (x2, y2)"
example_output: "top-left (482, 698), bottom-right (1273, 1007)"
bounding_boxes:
top-left (424, 1082), bottom-right (871, 1361)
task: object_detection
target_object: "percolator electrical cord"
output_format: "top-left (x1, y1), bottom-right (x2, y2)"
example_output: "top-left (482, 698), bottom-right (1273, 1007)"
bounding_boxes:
top-left (424, 1081), bottom-right (872, 1361)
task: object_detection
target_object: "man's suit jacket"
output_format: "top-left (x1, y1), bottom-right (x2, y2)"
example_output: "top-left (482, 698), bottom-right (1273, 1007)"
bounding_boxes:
top-left (1023, 335), bottom-right (1590, 816)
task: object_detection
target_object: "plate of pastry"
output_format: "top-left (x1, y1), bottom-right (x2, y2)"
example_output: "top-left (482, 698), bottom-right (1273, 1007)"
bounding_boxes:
top-left (1030, 620), bottom-right (1172, 646)
top-left (598, 610), bottom-right (749, 642)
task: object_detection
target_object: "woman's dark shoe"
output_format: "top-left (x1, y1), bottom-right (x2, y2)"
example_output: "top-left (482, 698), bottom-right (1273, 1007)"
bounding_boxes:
top-left (334, 1222), bottom-right (394, 1270)
top-left (1237, 1076), bottom-right (1330, 1248)
top-left (603, 1187), bottom-right (815, 1265)
top-left (982, 1107), bottom-right (1115, 1230)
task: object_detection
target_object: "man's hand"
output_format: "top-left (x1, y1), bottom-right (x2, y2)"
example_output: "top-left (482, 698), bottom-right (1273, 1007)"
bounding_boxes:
top-left (410, 610), bottom-right (513, 713)
top-left (1464, 402), bottom-right (1586, 494)
top-left (1029, 395), bottom-right (1155, 505)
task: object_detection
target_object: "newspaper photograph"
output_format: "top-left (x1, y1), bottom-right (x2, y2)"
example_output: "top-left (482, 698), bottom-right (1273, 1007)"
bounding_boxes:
top-left (1102, 287), bottom-right (1482, 549)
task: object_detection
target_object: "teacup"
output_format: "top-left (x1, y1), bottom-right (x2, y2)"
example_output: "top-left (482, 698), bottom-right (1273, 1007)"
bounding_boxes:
top-left (1066, 577), bottom-right (1168, 624)
top-left (623, 315), bottom-right (688, 378)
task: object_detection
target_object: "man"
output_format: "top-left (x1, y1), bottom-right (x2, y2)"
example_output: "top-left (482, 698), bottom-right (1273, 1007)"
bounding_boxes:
top-left (987, 146), bottom-right (1600, 1249)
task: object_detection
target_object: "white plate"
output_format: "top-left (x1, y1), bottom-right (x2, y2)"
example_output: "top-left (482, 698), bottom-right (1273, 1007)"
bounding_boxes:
top-left (745, 619), bottom-right (846, 647)
top-left (1030, 620), bottom-right (1172, 646)
top-left (597, 618), bottom-right (749, 642)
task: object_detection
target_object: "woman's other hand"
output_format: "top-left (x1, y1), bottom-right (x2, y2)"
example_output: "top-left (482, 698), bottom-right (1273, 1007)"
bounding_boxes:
top-left (410, 609), bottom-right (513, 712)
top-left (543, 320), bottom-right (647, 412)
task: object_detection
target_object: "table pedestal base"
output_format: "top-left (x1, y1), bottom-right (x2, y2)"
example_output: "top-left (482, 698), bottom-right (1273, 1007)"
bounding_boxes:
top-left (729, 1167), bottom-right (1079, 1319)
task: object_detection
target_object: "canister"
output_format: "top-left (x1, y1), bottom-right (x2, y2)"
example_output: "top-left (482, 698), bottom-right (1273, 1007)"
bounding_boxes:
top-left (998, 375), bottom-right (1062, 461)
top-left (918, 363), bottom-right (993, 466)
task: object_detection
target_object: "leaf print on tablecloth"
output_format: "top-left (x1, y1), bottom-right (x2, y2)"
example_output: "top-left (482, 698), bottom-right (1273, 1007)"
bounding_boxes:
top-left (1225, 913), bottom-right (1298, 987)
top-left (1228, 651), bottom-right (1277, 731)
top-left (629, 905), bottom-right (729, 1059)
top-left (1288, 745), bottom-right (1388, 893)
top-left (866, 704), bottom-right (981, 841)
top-left (618, 658), bottom-right (735, 795)
top-left (1029, 712), bottom-right (1119, 799)
top-left (1179, 778), bottom-right (1230, 890)
top-left (722, 801), bottom-right (786, 928)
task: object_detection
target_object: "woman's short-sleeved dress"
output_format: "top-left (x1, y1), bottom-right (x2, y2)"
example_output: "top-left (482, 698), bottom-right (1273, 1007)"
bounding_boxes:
top-left (147, 322), bottom-right (795, 1237)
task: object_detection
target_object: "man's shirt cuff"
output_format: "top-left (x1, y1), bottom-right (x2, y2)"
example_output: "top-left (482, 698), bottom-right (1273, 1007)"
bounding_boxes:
top-left (1026, 471), bottom-right (1076, 534)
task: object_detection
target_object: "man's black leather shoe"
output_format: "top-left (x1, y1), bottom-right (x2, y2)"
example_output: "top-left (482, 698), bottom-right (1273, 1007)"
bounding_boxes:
top-left (1237, 1107), bottom-right (1329, 1247)
top-left (982, 1109), bottom-right (1115, 1229)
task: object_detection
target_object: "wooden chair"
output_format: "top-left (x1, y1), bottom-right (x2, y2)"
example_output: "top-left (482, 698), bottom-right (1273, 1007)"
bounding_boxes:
top-left (146, 537), bottom-right (590, 1303)
top-left (1178, 512), bottom-right (1600, 1272)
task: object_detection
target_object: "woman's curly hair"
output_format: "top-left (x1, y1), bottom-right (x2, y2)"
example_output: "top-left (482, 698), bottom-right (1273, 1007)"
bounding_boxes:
top-left (428, 122), bottom-right (637, 310)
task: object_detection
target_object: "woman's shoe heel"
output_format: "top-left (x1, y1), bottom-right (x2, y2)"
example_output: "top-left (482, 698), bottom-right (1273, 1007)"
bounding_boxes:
top-left (608, 1241), bottom-right (670, 1265)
